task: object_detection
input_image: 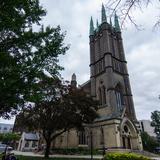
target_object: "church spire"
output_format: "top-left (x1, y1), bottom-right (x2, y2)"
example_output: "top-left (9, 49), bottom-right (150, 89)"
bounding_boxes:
top-left (101, 3), bottom-right (107, 23)
top-left (114, 13), bottom-right (121, 32)
top-left (90, 16), bottom-right (94, 35)
top-left (110, 17), bottom-right (112, 27)
top-left (96, 19), bottom-right (99, 31)
top-left (71, 73), bottom-right (77, 88)
top-left (96, 19), bottom-right (99, 28)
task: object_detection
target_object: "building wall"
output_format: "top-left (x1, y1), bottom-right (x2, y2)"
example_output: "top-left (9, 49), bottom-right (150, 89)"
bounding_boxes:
top-left (0, 123), bottom-right (13, 133)
top-left (53, 118), bottom-right (143, 150)
top-left (139, 120), bottom-right (156, 137)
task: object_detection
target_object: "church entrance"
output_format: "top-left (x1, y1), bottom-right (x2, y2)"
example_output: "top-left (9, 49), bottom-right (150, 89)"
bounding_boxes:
top-left (120, 118), bottom-right (139, 150)
top-left (122, 136), bottom-right (131, 149)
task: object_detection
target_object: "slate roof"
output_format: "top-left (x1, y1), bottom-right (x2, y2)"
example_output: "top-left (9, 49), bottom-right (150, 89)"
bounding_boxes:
top-left (24, 133), bottom-right (39, 141)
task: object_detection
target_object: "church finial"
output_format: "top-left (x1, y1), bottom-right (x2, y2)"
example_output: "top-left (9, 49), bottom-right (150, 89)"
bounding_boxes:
top-left (102, 3), bottom-right (107, 23)
top-left (90, 16), bottom-right (94, 35)
top-left (96, 19), bottom-right (99, 28)
top-left (110, 17), bottom-right (112, 27)
top-left (96, 19), bottom-right (99, 31)
top-left (114, 13), bottom-right (121, 32)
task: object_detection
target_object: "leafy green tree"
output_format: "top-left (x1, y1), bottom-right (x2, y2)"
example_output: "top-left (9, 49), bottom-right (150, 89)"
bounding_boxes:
top-left (15, 81), bottom-right (99, 158)
top-left (0, 133), bottom-right (20, 144)
top-left (0, 0), bottom-right (68, 118)
top-left (151, 110), bottom-right (160, 141)
top-left (141, 132), bottom-right (159, 152)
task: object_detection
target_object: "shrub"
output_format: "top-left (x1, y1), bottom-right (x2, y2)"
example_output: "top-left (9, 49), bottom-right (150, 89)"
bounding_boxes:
top-left (104, 152), bottom-right (151, 160)
top-left (51, 147), bottom-right (102, 155)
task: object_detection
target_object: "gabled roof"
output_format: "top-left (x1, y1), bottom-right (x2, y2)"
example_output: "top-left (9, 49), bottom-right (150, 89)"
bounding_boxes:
top-left (79, 80), bottom-right (90, 88)
top-left (24, 133), bottom-right (39, 141)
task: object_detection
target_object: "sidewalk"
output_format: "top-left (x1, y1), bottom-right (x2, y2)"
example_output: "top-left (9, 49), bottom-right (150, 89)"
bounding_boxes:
top-left (13, 150), bottom-right (102, 159)
top-left (13, 150), bottom-right (160, 160)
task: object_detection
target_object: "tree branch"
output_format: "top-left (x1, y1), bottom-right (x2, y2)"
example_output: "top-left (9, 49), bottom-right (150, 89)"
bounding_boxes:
top-left (51, 129), bottom-right (67, 141)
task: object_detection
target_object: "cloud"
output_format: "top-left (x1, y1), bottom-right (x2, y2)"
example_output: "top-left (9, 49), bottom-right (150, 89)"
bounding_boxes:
top-left (36, 0), bottom-right (160, 120)
top-left (2, 0), bottom-right (159, 124)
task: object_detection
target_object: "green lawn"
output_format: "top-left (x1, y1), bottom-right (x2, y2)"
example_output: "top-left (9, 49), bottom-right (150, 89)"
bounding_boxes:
top-left (16, 155), bottom-right (94, 160)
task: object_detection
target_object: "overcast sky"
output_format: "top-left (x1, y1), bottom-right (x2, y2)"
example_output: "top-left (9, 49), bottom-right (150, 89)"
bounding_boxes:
top-left (1, 0), bottom-right (160, 124)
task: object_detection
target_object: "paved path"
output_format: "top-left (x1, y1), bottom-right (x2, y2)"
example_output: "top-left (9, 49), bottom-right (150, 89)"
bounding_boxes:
top-left (13, 151), bottom-right (160, 160)
top-left (13, 151), bottom-right (102, 159)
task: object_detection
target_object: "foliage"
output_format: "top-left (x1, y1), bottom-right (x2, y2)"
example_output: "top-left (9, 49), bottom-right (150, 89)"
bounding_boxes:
top-left (0, 0), bottom-right (68, 118)
top-left (104, 152), bottom-right (151, 160)
top-left (51, 147), bottom-right (102, 155)
top-left (151, 110), bottom-right (160, 141)
top-left (141, 132), bottom-right (159, 153)
top-left (15, 83), bottom-right (99, 158)
top-left (0, 133), bottom-right (20, 144)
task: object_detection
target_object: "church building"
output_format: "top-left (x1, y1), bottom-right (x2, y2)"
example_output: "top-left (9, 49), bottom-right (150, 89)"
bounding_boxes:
top-left (54, 4), bottom-right (143, 151)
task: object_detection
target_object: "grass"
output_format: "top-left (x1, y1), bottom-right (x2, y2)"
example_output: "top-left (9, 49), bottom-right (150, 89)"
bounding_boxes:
top-left (16, 155), bottom-right (94, 160)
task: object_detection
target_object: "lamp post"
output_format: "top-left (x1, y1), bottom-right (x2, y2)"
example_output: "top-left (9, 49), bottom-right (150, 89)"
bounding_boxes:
top-left (90, 129), bottom-right (93, 160)
top-left (101, 126), bottom-right (105, 157)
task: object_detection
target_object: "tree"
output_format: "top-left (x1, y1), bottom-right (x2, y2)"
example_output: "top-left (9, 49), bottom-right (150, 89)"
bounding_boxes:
top-left (141, 131), bottom-right (159, 152)
top-left (15, 81), bottom-right (99, 158)
top-left (151, 110), bottom-right (160, 141)
top-left (0, 0), bottom-right (68, 118)
top-left (0, 133), bottom-right (20, 144)
top-left (105, 0), bottom-right (160, 29)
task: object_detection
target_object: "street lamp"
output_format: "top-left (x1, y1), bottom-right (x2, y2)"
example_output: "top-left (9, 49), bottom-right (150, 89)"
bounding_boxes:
top-left (90, 129), bottom-right (93, 160)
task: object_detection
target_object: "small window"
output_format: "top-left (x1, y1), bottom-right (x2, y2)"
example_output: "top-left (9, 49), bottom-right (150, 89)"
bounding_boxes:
top-left (32, 141), bottom-right (37, 147)
top-left (124, 125), bottom-right (128, 133)
top-left (25, 141), bottom-right (29, 148)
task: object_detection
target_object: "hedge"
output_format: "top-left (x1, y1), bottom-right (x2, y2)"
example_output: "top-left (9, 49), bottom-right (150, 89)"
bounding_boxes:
top-left (104, 152), bottom-right (151, 160)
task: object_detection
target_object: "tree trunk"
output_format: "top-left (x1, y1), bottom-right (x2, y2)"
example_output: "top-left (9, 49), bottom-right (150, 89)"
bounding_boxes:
top-left (44, 139), bottom-right (51, 158)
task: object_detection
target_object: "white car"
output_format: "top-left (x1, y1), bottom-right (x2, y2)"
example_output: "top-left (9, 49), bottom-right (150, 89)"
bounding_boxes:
top-left (0, 144), bottom-right (13, 153)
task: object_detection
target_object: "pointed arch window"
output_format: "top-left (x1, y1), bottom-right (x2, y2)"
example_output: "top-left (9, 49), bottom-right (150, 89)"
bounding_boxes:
top-left (99, 88), bottom-right (102, 105)
top-left (99, 86), bottom-right (106, 106)
top-left (102, 86), bottom-right (106, 105)
top-left (78, 131), bottom-right (88, 145)
top-left (115, 84), bottom-right (124, 111)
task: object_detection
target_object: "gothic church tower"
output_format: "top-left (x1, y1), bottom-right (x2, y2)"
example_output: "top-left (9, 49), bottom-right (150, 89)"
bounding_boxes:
top-left (88, 4), bottom-right (142, 150)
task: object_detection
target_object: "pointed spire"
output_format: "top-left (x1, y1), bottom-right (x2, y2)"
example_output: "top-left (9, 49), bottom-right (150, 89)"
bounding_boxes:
top-left (71, 73), bottom-right (77, 87)
top-left (114, 13), bottom-right (121, 32)
top-left (110, 17), bottom-right (112, 27)
top-left (96, 19), bottom-right (99, 32)
top-left (90, 16), bottom-right (94, 35)
top-left (96, 19), bottom-right (99, 28)
top-left (71, 73), bottom-right (76, 81)
top-left (101, 3), bottom-right (107, 23)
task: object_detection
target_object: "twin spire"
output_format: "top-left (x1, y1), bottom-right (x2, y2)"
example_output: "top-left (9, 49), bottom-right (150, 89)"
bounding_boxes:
top-left (102, 3), bottom-right (107, 23)
top-left (90, 3), bottom-right (121, 35)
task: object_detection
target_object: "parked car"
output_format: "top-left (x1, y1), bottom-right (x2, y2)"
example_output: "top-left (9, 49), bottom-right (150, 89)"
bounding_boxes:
top-left (0, 144), bottom-right (13, 153)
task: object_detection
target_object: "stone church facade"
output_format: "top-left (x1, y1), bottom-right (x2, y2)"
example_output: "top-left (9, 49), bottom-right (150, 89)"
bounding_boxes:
top-left (53, 5), bottom-right (143, 151)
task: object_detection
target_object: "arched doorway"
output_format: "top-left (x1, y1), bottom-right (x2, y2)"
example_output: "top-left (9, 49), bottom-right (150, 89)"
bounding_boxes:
top-left (120, 118), bottom-right (139, 150)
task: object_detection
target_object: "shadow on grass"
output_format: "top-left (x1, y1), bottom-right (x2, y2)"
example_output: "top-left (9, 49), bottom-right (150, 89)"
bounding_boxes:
top-left (16, 155), bottom-right (96, 160)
